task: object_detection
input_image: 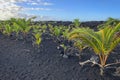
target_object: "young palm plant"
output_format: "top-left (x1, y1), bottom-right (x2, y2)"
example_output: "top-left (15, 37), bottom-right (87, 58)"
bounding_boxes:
top-left (49, 26), bottom-right (63, 43)
top-left (53, 26), bottom-right (62, 37)
top-left (68, 23), bottom-right (120, 68)
top-left (105, 17), bottom-right (120, 26)
top-left (32, 25), bottom-right (47, 48)
top-left (13, 17), bottom-right (36, 38)
top-left (13, 22), bottom-right (21, 36)
top-left (0, 22), bottom-right (4, 33)
top-left (73, 19), bottom-right (81, 28)
top-left (3, 24), bottom-right (13, 36)
top-left (73, 40), bottom-right (87, 53)
top-left (97, 17), bottom-right (120, 29)
top-left (16, 18), bottom-right (31, 35)
top-left (32, 32), bottom-right (42, 48)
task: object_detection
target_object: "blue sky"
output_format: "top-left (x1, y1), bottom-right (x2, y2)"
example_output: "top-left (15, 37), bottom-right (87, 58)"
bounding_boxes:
top-left (1, 0), bottom-right (120, 21)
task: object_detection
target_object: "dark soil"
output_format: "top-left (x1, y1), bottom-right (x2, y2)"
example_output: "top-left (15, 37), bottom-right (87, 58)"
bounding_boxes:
top-left (0, 32), bottom-right (120, 80)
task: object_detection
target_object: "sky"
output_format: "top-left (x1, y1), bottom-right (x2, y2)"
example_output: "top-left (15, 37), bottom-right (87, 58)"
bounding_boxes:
top-left (0, 0), bottom-right (120, 21)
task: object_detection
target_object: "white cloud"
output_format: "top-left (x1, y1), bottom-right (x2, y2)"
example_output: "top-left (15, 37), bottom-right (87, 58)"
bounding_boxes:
top-left (0, 0), bottom-right (54, 20)
top-left (31, 2), bottom-right (38, 5)
top-left (0, 0), bottom-right (25, 3)
top-left (24, 7), bottom-right (52, 11)
top-left (0, 0), bottom-right (22, 20)
top-left (18, 13), bottom-right (58, 21)
top-left (27, 1), bottom-right (53, 6)
top-left (42, 2), bottom-right (53, 6)
top-left (27, 2), bottom-right (53, 6)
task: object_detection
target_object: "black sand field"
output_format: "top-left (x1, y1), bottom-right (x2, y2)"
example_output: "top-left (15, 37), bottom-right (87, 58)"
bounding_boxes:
top-left (0, 21), bottom-right (120, 80)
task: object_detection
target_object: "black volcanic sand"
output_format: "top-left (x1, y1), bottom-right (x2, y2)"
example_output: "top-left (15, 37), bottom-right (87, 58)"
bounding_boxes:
top-left (0, 33), bottom-right (120, 80)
